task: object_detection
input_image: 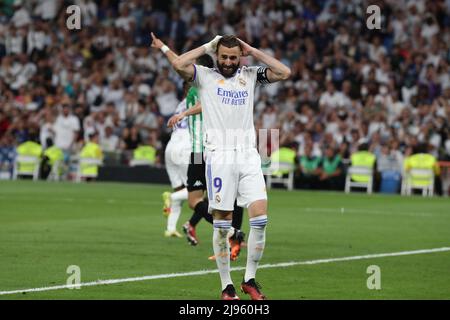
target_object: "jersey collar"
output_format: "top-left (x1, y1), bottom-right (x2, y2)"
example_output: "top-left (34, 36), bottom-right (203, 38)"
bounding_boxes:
top-left (214, 67), bottom-right (241, 79)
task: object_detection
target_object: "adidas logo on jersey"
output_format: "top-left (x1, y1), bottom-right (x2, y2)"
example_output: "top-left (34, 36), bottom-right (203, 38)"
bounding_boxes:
top-left (193, 180), bottom-right (203, 187)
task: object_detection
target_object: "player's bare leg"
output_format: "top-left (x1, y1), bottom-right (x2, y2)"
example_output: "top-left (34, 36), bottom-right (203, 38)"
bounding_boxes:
top-left (212, 209), bottom-right (239, 300)
top-left (188, 190), bottom-right (204, 210)
top-left (241, 199), bottom-right (267, 300)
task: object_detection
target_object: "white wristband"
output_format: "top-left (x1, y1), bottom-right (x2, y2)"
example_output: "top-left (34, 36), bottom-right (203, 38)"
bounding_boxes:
top-left (161, 45), bottom-right (170, 54)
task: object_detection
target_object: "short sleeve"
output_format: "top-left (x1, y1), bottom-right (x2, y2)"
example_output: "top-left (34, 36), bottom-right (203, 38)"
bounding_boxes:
top-left (192, 64), bottom-right (210, 88)
top-left (243, 66), bottom-right (270, 85)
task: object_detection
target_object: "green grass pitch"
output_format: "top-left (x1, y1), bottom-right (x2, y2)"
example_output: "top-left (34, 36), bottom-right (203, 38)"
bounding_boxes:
top-left (0, 180), bottom-right (449, 300)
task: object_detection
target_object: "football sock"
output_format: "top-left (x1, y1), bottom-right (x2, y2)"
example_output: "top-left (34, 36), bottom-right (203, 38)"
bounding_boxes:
top-left (231, 203), bottom-right (243, 231)
top-left (213, 219), bottom-right (233, 290)
top-left (189, 200), bottom-right (211, 226)
top-left (167, 200), bottom-right (182, 232)
top-left (171, 188), bottom-right (188, 202)
top-left (244, 215), bottom-right (267, 282)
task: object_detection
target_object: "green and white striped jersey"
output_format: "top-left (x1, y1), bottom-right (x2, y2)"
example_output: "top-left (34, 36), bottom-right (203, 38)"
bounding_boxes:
top-left (186, 87), bottom-right (203, 153)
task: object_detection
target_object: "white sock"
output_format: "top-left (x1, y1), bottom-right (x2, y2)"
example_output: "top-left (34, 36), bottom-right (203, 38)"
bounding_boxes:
top-left (245, 215), bottom-right (267, 282)
top-left (171, 188), bottom-right (188, 202)
top-left (213, 220), bottom-right (233, 290)
top-left (167, 199), bottom-right (182, 232)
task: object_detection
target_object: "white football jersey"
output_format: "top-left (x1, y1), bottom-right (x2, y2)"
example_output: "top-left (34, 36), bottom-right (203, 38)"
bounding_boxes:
top-left (192, 65), bottom-right (263, 151)
top-left (172, 98), bottom-right (189, 132)
top-left (170, 98), bottom-right (190, 146)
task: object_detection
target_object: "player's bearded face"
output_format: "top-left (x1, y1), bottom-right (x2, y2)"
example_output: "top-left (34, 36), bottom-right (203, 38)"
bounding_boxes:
top-left (217, 46), bottom-right (241, 78)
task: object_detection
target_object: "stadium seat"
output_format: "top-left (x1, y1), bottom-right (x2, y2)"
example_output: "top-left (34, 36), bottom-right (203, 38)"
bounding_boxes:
top-left (379, 170), bottom-right (401, 194)
top-left (75, 158), bottom-right (103, 182)
top-left (12, 155), bottom-right (41, 181)
top-left (401, 168), bottom-right (434, 197)
top-left (265, 161), bottom-right (295, 191)
top-left (344, 166), bottom-right (374, 194)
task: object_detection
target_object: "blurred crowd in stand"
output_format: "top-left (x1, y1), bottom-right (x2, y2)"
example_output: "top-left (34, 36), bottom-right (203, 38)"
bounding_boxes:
top-left (0, 0), bottom-right (449, 191)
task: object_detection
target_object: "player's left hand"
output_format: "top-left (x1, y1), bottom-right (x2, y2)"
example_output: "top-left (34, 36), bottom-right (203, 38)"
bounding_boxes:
top-left (151, 32), bottom-right (164, 49)
top-left (167, 113), bottom-right (183, 128)
top-left (237, 38), bottom-right (254, 56)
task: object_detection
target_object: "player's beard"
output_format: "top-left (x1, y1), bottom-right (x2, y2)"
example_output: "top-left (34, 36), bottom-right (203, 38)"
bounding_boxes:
top-left (218, 63), bottom-right (239, 78)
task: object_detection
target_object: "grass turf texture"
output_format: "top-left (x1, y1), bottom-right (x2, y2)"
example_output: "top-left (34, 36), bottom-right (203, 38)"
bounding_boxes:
top-left (0, 180), bottom-right (449, 300)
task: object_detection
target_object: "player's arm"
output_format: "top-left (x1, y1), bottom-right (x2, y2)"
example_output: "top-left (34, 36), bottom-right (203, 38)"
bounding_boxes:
top-left (238, 39), bottom-right (291, 83)
top-left (184, 101), bottom-right (202, 117)
top-left (167, 101), bottom-right (202, 128)
top-left (172, 36), bottom-right (222, 81)
top-left (151, 32), bottom-right (179, 64)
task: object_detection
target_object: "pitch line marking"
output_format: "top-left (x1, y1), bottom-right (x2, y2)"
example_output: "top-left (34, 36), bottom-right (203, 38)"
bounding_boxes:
top-left (1, 246), bottom-right (449, 296)
top-left (302, 207), bottom-right (433, 217)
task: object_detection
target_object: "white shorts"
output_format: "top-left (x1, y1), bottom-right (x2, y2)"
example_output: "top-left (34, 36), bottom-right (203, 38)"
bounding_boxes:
top-left (204, 147), bottom-right (267, 211)
top-left (165, 132), bottom-right (190, 188)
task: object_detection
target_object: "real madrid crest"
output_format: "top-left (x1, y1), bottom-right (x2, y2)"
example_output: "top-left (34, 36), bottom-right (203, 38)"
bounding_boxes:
top-left (239, 78), bottom-right (246, 86)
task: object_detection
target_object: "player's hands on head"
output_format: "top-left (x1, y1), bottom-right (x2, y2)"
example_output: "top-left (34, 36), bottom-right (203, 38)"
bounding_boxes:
top-left (237, 38), bottom-right (254, 57)
top-left (151, 32), bottom-right (164, 49)
top-left (203, 35), bottom-right (222, 54)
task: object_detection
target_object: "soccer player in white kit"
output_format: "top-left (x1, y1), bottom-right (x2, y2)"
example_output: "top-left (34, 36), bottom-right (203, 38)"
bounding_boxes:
top-left (152, 32), bottom-right (246, 260)
top-left (150, 33), bottom-right (193, 238)
top-left (163, 95), bottom-right (191, 238)
top-left (172, 35), bottom-right (291, 300)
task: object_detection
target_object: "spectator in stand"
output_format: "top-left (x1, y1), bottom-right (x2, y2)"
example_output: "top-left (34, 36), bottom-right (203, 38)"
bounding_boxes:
top-left (53, 102), bottom-right (80, 160)
top-left (121, 126), bottom-right (142, 151)
top-left (297, 143), bottom-right (321, 190)
top-left (0, 0), bottom-right (448, 192)
top-left (134, 100), bottom-right (159, 142)
top-left (318, 145), bottom-right (345, 190)
top-left (100, 125), bottom-right (119, 154)
top-left (0, 134), bottom-right (15, 178)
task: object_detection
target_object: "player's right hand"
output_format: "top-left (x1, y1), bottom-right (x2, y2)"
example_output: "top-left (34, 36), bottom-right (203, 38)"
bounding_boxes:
top-left (203, 35), bottom-right (222, 53)
top-left (151, 32), bottom-right (164, 49)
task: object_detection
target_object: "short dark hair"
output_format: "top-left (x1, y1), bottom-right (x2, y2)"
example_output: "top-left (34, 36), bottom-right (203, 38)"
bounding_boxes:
top-left (216, 35), bottom-right (242, 53)
top-left (325, 145), bottom-right (336, 153)
top-left (358, 143), bottom-right (369, 151)
top-left (46, 137), bottom-right (54, 147)
top-left (196, 54), bottom-right (214, 68)
top-left (413, 143), bottom-right (428, 154)
top-left (288, 141), bottom-right (299, 150)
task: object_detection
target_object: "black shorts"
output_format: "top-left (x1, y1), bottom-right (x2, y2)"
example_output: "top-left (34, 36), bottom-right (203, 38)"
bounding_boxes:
top-left (187, 152), bottom-right (206, 192)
